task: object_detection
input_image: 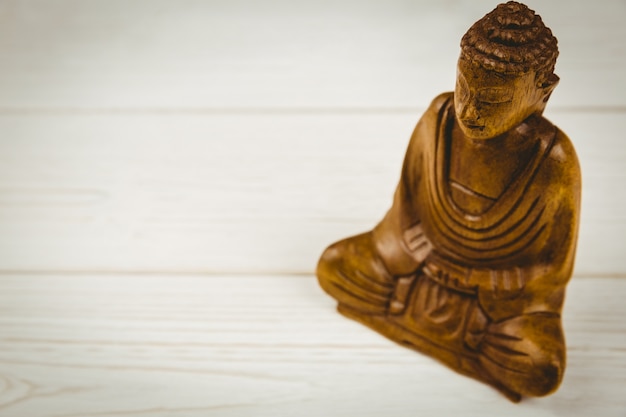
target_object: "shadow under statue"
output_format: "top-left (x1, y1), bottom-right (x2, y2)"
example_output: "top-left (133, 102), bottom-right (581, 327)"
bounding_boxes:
top-left (317, 1), bottom-right (581, 402)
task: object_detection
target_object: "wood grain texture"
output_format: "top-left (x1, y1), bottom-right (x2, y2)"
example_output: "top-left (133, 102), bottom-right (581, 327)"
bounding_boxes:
top-left (0, 0), bottom-right (623, 110)
top-left (0, 112), bottom-right (622, 274)
top-left (0, 0), bottom-right (623, 274)
top-left (0, 274), bottom-right (624, 416)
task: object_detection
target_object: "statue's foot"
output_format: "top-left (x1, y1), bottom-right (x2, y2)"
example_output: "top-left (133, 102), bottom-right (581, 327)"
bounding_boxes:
top-left (317, 232), bottom-right (394, 314)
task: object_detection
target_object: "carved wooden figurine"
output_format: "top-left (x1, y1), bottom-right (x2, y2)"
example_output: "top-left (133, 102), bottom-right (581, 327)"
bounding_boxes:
top-left (317, 1), bottom-right (580, 402)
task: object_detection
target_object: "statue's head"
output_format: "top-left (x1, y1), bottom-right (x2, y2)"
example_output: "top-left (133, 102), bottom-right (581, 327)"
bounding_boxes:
top-left (455, 1), bottom-right (559, 140)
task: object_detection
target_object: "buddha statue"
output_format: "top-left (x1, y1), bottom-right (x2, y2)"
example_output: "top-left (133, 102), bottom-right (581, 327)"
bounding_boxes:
top-left (317, 1), bottom-right (580, 402)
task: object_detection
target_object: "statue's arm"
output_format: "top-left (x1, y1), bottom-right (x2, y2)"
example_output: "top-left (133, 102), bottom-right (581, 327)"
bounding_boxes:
top-left (373, 93), bottom-right (452, 276)
top-left (317, 94), bottom-right (451, 313)
top-left (477, 128), bottom-right (581, 320)
top-left (476, 131), bottom-right (581, 397)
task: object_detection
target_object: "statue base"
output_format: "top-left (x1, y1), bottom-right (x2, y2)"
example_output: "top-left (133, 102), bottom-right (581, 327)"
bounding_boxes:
top-left (337, 303), bottom-right (522, 402)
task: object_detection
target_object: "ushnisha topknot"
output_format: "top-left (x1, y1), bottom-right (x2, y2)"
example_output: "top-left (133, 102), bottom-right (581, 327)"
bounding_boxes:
top-left (460, 1), bottom-right (559, 86)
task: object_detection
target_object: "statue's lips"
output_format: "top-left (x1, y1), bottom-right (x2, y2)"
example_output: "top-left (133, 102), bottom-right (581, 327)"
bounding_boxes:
top-left (460, 120), bottom-right (485, 131)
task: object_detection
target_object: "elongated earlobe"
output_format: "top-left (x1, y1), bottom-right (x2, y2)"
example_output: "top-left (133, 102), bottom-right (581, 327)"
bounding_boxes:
top-left (540, 74), bottom-right (559, 102)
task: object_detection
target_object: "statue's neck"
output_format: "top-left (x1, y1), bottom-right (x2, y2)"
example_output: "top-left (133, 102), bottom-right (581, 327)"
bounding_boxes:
top-left (448, 117), bottom-right (539, 209)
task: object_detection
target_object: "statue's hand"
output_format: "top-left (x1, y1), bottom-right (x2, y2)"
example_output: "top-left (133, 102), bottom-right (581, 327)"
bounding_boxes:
top-left (402, 223), bottom-right (433, 265)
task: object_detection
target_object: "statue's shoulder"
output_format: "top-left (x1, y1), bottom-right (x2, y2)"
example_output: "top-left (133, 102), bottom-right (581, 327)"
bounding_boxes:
top-left (549, 126), bottom-right (579, 166)
top-left (427, 92), bottom-right (454, 114)
top-left (410, 92), bottom-right (453, 140)
top-left (541, 119), bottom-right (581, 190)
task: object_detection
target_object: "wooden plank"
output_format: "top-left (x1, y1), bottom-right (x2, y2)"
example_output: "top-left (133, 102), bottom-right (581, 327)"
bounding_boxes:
top-left (0, 0), bottom-right (623, 110)
top-left (0, 111), bottom-right (622, 274)
top-left (0, 274), bottom-right (624, 416)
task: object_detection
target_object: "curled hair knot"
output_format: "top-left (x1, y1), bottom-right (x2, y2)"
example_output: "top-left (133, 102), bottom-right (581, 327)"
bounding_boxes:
top-left (460, 1), bottom-right (558, 83)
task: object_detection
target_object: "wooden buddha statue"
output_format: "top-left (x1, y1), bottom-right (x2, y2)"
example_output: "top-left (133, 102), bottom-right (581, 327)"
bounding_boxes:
top-left (317, 1), bottom-right (581, 402)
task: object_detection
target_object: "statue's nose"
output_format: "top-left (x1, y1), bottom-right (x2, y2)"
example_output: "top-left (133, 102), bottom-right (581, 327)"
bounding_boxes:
top-left (459, 100), bottom-right (480, 123)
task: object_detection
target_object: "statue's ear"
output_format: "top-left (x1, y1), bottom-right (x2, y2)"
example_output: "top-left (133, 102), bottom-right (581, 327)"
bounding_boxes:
top-left (540, 73), bottom-right (560, 103)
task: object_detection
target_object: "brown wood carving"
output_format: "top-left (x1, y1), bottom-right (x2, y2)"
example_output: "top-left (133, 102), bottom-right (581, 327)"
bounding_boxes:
top-left (317, 1), bottom-right (581, 402)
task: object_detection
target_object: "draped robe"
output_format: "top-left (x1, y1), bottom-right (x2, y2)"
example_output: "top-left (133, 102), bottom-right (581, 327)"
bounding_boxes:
top-left (317, 92), bottom-right (581, 402)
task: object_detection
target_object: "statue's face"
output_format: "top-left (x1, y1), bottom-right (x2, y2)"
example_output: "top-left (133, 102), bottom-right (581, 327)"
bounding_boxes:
top-left (454, 58), bottom-right (546, 140)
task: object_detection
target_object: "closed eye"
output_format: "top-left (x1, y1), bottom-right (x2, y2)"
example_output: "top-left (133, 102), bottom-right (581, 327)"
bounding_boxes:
top-left (477, 87), bottom-right (513, 104)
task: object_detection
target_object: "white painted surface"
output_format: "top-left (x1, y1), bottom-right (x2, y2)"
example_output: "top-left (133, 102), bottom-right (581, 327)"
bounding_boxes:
top-left (0, 111), bottom-right (622, 274)
top-left (0, 0), bottom-right (623, 109)
top-left (0, 0), bottom-right (624, 274)
top-left (0, 274), bottom-right (624, 416)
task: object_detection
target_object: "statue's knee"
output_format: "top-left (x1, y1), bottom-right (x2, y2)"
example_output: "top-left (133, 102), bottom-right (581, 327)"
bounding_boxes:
top-left (316, 235), bottom-right (390, 313)
top-left (518, 356), bottom-right (564, 397)
top-left (485, 351), bottom-right (564, 398)
top-left (316, 241), bottom-right (345, 294)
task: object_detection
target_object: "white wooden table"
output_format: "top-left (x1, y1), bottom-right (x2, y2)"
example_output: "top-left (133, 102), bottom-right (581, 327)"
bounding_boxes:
top-left (0, 274), bottom-right (626, 417)
top-left (0, 1), bottom-right (625, 415)
top-left (0, 274), bottom-right (624, 416)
